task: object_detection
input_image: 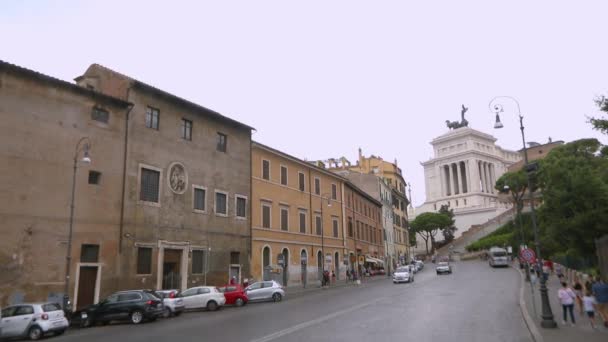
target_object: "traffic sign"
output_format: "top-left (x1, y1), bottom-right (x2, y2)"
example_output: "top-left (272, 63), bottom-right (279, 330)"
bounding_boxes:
top-left (521, 248), bottom-right (536, 263)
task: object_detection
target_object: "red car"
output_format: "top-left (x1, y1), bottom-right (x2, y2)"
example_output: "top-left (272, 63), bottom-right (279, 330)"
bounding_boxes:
top-left (218, 285), bottom-right (248, 307)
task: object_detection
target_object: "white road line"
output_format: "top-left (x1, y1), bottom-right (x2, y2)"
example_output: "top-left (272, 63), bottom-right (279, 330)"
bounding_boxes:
top-left (249, 300), bottom-right (376, 342)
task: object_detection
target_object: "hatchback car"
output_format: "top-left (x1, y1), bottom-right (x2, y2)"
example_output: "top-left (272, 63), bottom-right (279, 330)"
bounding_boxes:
top-left (245, 281), bottom-right (285, 302)
top-left (392, 266), bottom-right (414, 284)
top-left (218, 285), bottom-right (248, 307)
top-left (180, 286), bottom-right (226, 311)
top-left (155, 290), bottom-right (185, 318)
top-left (1, 302), bottom-right (68, 340)
top-left (74, 290), bottom-right (164, 327)
top-left (436, 262), bottom-right (452, 275)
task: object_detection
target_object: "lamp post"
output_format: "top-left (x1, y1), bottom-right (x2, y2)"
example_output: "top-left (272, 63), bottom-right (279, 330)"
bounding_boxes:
top-left (489, 96), bottom-right (556, 328)
top-left (63, 137), bottom-right (91, 311)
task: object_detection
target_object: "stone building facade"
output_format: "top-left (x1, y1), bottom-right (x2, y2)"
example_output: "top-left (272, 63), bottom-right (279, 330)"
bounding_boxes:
top-left (0, 61), bottom-right (253, 308)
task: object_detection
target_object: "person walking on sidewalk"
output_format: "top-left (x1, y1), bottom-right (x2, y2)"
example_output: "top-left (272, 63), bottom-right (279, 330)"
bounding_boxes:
top-left (582, 290), bottom-right (598, 329)
top-left (591, 275), bottom-right (608, 327)
top-left (573, 280), bottom-right (584, 315)
top-left (558, 282), bottom-right (577, 325)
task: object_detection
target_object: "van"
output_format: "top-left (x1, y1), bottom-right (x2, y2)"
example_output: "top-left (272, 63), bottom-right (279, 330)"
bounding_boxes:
top-left (488, 247), bottom-right (509, 267)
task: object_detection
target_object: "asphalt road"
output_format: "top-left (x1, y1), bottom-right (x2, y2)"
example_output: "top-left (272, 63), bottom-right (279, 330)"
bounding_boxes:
top-left (51, 260), bottom-right (532, 342)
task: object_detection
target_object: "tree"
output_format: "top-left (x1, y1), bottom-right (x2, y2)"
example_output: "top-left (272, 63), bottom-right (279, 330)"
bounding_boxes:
top-left (438, 204), bottom-right (457, 242)
top-left (536, 138), bottom-right (608, 261)
top-left (410, 212), bottom-right (452, 254)
top-left (589, 95), bottom-right (608, 135)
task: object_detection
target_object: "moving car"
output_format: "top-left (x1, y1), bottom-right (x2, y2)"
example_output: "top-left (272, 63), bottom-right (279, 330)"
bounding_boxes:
top-left (74, 290), bottom-right (164, 327)
top-left (1, 302), bottom-right (69, 340)
top-left (415, 260), bottom-right (424, 271)
top-left (155, 290), bottom-right (185, 318)
top-left (392, 266), bottom-right (414, 284)
top-left (245, 281), bottom-right (285, 302)
top-left (218, 285), bottom-right (248, 307)
top-left (436, 262), bottom-right (452, 275)
top-left (181, 286), bottom-right (226, 311)
top-left (488, 247), bottom-right (509, 267)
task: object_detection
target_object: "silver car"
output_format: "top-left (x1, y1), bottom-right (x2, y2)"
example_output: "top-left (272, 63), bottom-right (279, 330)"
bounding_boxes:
top-left (155, 290), bottom-right (185, 318)
top-left (436, 262), bottom-right (453, 275)
top-left (245, 281), bottom-right (285, 302)
top-left (393, 266), bottom-right (414, 284)
top-left (0, 302), bottom-right (68, 340)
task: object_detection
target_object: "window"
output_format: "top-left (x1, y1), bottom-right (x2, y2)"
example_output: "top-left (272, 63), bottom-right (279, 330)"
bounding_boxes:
top-left (137, 247), bottom-right (152, 274)
top-left (314, 177), bottom-right (320, 195)
top-left (332, 219), bottom-right (339, 238)
top-left (315, 215), bottom-right (322, 235)
top-left (298, 172), bottom-right (305, 191)
top-left (192, 250), bottom-right (205, 274)
top-left (299, 212), bottom-right (306, 233)
top-left (118, 293), bottom-right (142, 302)
top-left (356, 221), bottom-right (360, 239)
top-left (217, 132), bottom-right (227, 152)
top-left (181, 119), bottom-right (192, 140)
top-left (280, 166), bottom-right (288, 186)
top-left (348, 218), bottom-right (353, 237)
top-left (14, 306), bottom-right (34, 316)
top-left (91, 107), bottom-right (109, 123)
top-left (88, 171), bottom-right (101, 185)
top-left (215, 191), bottom-right (228, 216)
top-left (280, 208), bottom-right (289, 231)
top-left (262, 204), bottom-right (271, 228)
top-left (140, 168), bottom-right (160, 203)
top-left (42, 303), bottom-right (62, 312)
top-left (331, 184), bottom-right (337, 200)
top-left (230, 251), bottom-right (240, 264)
top-left (80, 244), bottom-right (99, 263)
top-left (262, 160), bottom-right (270, 180)
top-left (194, 187), bottom-right (206, 212)
top-left (236, 196), bottom-right (247, 218)
top-left (145, 106), bottom-right (159, 130)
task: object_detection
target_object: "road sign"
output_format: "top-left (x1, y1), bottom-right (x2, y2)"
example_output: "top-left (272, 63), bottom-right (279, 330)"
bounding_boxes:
top-left (521, 248), bottom-right (536, 263)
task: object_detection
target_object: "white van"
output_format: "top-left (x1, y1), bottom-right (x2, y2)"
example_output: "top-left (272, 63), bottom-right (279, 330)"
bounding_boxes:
top-left (488, 247), bottom-right (509, 267)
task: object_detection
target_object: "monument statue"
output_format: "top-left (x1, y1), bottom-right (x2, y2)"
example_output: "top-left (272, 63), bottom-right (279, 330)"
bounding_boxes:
top-left (445, 104), bottom-right (470, 130)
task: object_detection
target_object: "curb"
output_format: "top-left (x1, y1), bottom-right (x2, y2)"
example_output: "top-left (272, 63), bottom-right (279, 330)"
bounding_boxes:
top-left (514, 265), bottom-right (543, 342)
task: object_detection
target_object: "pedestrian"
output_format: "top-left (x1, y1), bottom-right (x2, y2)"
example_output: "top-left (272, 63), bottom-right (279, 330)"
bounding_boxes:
top-left (230, 276), bottom-right (236, 285)
top-left (555, 264), bottom-right (564, 280)
top-left (331, 270), bottom-right (336, 284)
top-left (346, 269), bottom-right (351, 283)
top-left (582, 290), bottom-right (598, 329)
top-left (558, 282), bottom-right (576, 325)
top-left (573, 280), bottom-right (584, 315)
top-left (591, 275), bottom-right (608, 327)
top-left (542, 262), bottom-right (550, 282)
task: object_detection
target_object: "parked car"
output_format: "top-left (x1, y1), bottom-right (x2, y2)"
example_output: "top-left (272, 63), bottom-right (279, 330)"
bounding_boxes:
top-left (218, 285), bottom-right (248, 307)
top-left (1, 302), bottom-right (69, 340)
top-left (181, 286), bottom-right (226, 311)
top-left (436, 262), bottom-right (452, 275)
top-left (73, 290), bottom-right (164, 327)
top-left (245, 281), bottom-right (285, 302)
top-left (392, 266), bottom-right (414, 284)
top-left (155, 290), bottom-right (185, 318)
top-left (415, 260), bottom-right (424, 271)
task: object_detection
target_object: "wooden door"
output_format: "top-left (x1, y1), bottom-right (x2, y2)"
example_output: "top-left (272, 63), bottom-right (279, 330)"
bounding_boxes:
top-left (77, 266), bottom-right (97, 309)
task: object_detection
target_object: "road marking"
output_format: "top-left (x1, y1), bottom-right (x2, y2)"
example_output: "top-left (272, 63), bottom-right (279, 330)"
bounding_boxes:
top-left (249, 300), bottom-right (376, 342)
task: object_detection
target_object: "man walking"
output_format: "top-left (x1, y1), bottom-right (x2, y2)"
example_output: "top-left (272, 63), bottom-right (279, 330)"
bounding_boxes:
top-left (591, 275), bottom-right (608, 327)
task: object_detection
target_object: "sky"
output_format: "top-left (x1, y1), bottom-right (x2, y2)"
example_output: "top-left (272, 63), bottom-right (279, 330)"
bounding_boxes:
top-left (1, 0), bottom-right (607, 206)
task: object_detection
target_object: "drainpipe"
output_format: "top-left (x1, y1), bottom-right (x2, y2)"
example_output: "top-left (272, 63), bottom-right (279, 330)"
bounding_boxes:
top-left (118, 88), bottom-right (134, 254)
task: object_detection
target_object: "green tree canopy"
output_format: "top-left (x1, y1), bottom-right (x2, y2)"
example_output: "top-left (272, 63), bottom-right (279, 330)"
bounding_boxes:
top-left (589, 96), bottom-right (608, 135)
top-left (495, 170), bottom-right (528, 211)
top-left (438, 204), bottom-right (457, 243)
top-left (410, 212), bottom-right (453, 254)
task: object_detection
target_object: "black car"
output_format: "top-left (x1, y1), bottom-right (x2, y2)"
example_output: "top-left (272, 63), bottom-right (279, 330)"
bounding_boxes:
top-left (73, 290), bottom-right (164, 327)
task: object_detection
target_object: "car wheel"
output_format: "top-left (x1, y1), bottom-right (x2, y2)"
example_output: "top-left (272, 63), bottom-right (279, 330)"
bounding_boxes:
top-left (56, 329), bottom-right (66, 336)
top-left (28, 326), bottom-right (43, 340)
top-left (130, 310), bottom-right (144, 324)
top-left (235, 298), bottom-right (245, 307)
top-left (162, 307), bottom-right (171, 318)
top-left (206, 301), bottom-right (218, 311)
top-left (174, 311), bottom-right (182, 317)
top-left (436, 272), bottom-right (440, 275)
top-left (272, 293), bottom-right (283, 302)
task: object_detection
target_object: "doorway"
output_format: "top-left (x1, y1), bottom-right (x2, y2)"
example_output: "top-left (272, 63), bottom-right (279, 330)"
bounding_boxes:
top-left (229, 265), bottom-right (241, 284)
top-left (300, 249), bottom-right (307, 286)
top-left (281, 248), bottom-right (289, 286)
top-left (162, 249), bottom-right (182, 290)
top-left (317, 251), bottom-right (323, 280)
top-left (334, 252), bottom-right (340, 280)
top-left (262, 246), bottom-right (271, 281)
top-left (76, 266), bottom-right (97, 310)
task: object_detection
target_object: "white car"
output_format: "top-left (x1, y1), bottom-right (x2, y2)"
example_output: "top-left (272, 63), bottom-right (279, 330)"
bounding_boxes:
top-left (436, 262), bottom-right (453, 275)
top-left (1, 302), bottom-right (68, 340)
top-left (393, 266), bottom-right (414, 284)
top-left (180, 286), bottom-right (226, 311)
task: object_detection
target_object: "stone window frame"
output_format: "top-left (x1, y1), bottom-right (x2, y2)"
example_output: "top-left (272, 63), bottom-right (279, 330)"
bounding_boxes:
top-left (192, 184), bottom-right (207, 214)
top-left (235, 194), bottom-right (248, 220)
top-left (298, 171), bottom-right (305, 192)
top-left (261, 201), bottom-right (272, 229)
top-left (137, 163), bottom-right (163, 207)
top-left (314, 177), bottom-right (321, 195)
top-left (332, 217), bottom-right (339, 238)
top-left (280, 206), bottom-right (289, 231)
top-left (191, 249), bottom-right (206, 275)
top-left (214, 189), bottom-right (229, 217)
top-left (181, 118), bottom-right (193, 141)
top-left (145, 106), bottom-right (160, 130)
top-left (262, 159), bottom-right (271, 181)
top-left (298, 210), bottom-right (307, 234)
top-left (280, 164), bottom-right (288, 186)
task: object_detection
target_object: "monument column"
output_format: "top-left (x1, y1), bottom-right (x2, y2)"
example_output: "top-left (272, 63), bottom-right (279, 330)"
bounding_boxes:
top-left (470, 159), bottom-right (480, 193)
top-left (438, 164), bottom-right (446, 197)
top-left (480, 162), bottom-right (487, 193)
top-left (451, 163), bottom-right (459, 195)
top-left (483, 162), bottom-right (491, 193)
top-left (456, 161), bottom-right (463, 195)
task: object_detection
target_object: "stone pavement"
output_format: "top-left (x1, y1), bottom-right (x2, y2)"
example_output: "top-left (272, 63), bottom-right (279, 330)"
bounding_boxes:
top-left (518, 267), bottom-right (608, 342)
top-left (286, 274), bottom-right (389, 297)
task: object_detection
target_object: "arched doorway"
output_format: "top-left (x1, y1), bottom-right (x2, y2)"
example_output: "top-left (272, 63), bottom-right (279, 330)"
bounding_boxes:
top-left (300, 249), bottom-right (307, 287)
top-left (282, 248), bottom-right (289, 286)
top-left (334, 252), bottom-right (340, 280)
top-left (262, 246), bottom-right (270, 280)
top-left (317, 250), bottom-right (323, 281)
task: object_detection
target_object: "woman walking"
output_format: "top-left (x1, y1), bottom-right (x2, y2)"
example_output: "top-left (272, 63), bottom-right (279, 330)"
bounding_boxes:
top-left (558, 282), bottom-right (577, 325)
top-left (573, 280), bottom-right (584, 315)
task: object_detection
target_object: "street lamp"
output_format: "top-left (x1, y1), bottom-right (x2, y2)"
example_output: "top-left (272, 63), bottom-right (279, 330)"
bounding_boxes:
top-left (489, 96), bottom-right (556, 328)
top-left (63, 137), bottom-right (91, 311)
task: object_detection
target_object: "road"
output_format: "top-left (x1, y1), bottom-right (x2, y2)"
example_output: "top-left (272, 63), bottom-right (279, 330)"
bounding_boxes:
top-left (52, 261), bottom-right (531, 342)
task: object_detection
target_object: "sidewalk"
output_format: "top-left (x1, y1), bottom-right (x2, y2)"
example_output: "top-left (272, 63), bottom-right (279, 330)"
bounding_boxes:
top-left (286, 274), bottom-right (388, 297)
top-left (518, 268), bottom-right (608, 342)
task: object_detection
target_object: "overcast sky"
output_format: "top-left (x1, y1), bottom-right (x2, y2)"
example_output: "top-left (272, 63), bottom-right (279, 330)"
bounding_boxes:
top-left (2, 0), bottom-right (607, 206)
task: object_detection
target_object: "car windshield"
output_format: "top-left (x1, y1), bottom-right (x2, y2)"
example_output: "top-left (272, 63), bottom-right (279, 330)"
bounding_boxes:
top-left (438, 262), bottom-right (448, 266)
top-left (396, 267), bottom-right (409, 273)
top-left (492, 252), bottom-right (507, 257)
